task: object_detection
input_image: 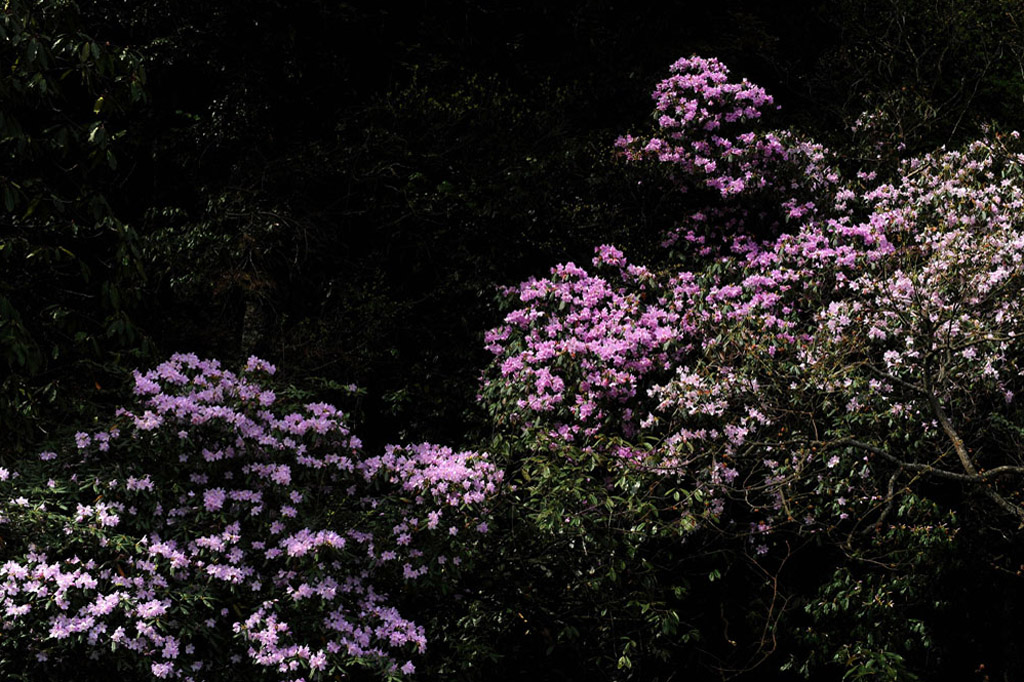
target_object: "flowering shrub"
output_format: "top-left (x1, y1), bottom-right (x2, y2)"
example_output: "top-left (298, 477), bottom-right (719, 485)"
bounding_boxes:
top-left (0, 354), bottom-right (502, 680)
top-left (613, 55), bottom-right (843, 253)
top-left (614, 55), bottom-right (781, 198)
top-left (481, 56), bottom-right (1024, 679)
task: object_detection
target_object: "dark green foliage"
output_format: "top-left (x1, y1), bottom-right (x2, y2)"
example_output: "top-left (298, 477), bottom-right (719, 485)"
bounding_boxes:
top-left (797, 0), bottom-right (1024, 160)
top-left (0, 0), bottom-right (150, 449)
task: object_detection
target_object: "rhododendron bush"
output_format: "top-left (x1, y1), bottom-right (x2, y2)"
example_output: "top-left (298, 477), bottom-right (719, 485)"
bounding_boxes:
top-left (0, 354), bottom-right (501, 680)
top-left (481, 57), bottom-right (1024, 679)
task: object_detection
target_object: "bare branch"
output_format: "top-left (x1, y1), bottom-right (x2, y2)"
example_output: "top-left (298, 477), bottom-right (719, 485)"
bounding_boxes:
top-left (837, 438), bottom-right (979, 482)
top-left (926, 390), bottom-right (978, 475)
top-left (925, 388), bottom-right (1024, 521)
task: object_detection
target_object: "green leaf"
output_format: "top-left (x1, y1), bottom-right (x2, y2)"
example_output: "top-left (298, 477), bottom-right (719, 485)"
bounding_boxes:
top-left (88, 122), bottom-right (106, 145)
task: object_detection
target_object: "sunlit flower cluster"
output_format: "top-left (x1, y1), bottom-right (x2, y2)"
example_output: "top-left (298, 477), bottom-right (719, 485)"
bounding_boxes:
top-left (485, 57), bottom-right (1024, 549)
top-left (1, 354), bottom-right (501, 680)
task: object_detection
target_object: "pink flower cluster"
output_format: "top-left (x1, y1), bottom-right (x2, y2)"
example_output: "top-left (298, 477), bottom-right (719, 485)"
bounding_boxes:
top-left (614, 56), bottom-right (839, 204)
top-left (0, 354), bottom-right (502, 680)
top-left (483, 245), bottom-right (692, 447)
top-left (486, 57), bottom-right (1024, 549)
top-left (361, 443), bottom-right (502, 509)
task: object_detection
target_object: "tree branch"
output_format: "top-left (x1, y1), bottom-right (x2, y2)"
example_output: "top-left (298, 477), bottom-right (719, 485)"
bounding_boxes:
top-left (925, 388), bottom-right (1024, 521)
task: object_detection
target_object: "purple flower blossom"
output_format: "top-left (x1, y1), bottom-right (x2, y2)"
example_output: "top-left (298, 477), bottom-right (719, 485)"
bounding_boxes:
top-left (203, 488), bottom-right (227, 512)
top-left (151, 661), bottom-right (174, 678)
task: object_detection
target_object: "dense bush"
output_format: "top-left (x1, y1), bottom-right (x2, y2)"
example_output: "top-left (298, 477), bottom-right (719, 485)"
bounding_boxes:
top-left (0, 354), bottom-right (501, 680)
top-left (479, 56), bottom-right (1024, 680)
